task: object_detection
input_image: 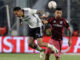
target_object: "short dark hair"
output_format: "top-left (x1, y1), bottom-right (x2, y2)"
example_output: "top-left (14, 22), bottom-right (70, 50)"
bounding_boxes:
top-left (13, 7), bottom-right (21, 11)
top-left (55, 7), bottom-right (62, 11)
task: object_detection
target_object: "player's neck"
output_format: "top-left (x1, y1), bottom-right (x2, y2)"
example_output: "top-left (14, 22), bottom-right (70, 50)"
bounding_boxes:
top-left (55, 17), bottom-right (61, 20)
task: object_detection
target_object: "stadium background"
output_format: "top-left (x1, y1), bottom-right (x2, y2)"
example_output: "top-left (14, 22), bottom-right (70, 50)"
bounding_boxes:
top-left (0, 0), bottom-right (80, 60)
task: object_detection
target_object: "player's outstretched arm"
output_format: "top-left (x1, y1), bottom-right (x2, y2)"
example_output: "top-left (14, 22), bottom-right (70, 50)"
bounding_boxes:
top-left (67, 27), bottom-right (72, 47)
top-left (37, 10), bottom-right (44, 15)
top-left (37, 10), bottom-right (48, 18)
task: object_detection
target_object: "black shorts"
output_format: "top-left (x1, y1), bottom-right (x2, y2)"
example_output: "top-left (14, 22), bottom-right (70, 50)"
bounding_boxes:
top-left (28, 26), bottom-right (43, 39)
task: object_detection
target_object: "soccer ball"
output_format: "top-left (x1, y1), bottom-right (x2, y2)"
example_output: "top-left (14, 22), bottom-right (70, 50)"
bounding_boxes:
top-left (48, 1), bottom-right (57, 9)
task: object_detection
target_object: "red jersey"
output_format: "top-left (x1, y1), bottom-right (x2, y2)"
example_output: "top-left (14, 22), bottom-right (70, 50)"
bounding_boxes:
top-left (48, 17), bottom-right (69, 41)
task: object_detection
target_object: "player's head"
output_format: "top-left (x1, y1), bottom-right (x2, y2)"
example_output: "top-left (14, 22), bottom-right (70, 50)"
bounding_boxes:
top-left (13, 7), bottom-right (23, 17)
top-left (55, 8), bottom-right (62, 19)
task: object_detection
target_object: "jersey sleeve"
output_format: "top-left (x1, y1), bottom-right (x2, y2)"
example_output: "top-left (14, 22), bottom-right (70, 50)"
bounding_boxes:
top-left (63, 19), bottom-right (69, 28)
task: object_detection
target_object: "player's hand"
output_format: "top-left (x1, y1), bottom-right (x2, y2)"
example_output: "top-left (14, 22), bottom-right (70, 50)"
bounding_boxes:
top-left (68, 40), bottom-right (72, 47)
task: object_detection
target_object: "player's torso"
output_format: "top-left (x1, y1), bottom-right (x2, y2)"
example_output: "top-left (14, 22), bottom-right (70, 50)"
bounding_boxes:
top-left (23, 10), bottom-right (43, 28)
top-left (50, 18), bottom-right (65, 40)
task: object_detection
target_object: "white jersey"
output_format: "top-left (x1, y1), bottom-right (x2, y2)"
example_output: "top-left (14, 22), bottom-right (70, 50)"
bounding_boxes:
top-left (21, 8), bottom-right (43, 28)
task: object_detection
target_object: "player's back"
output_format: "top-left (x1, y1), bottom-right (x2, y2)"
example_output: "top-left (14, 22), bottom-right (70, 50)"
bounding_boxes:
top-left (22, 8), bottom-right (43, 28)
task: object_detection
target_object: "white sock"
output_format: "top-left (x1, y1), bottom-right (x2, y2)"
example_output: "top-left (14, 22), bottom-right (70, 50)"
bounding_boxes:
top-left (36, 46), bottom-right (42, 51)
top-left (47, 43), bottom-right (56, 51)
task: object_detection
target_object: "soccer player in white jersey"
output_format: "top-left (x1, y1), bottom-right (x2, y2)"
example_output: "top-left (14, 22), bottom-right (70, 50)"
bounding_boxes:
top-left (13, 7), bottom-right (58, 54)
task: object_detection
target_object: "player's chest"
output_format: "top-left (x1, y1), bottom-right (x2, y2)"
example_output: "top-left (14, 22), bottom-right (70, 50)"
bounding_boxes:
top-left (51, 20), bottom-right (64, 28)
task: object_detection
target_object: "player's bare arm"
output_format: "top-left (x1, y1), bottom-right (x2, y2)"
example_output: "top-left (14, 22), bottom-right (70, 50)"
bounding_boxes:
top-left (37, 10), bottom-right (49, 24)
top-left (37, 10), bottom-right (48, 18)
top-left (37, 10), bottom-right (44, 15)
top-left (67, 26), bottom-right (72, 47)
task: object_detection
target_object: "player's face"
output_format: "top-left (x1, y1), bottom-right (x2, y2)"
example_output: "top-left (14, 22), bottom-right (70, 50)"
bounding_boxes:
top-left (55, 10), bottom-right (62, 19)
top-left (14, 10), bottom-right (22, 17)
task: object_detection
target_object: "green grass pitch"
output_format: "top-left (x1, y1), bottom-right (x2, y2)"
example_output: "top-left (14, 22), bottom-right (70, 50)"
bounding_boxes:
top-left (0, 54), bottom-right (80, 60)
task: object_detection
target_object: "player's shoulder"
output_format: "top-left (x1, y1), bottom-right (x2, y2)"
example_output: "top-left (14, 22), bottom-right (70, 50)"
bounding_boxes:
top-left (48, 17), bottom-right (55, 20)
top-left (48, 17), bottom-right (55, 23)
top-left (22, 8), bottom-right (32, 13)
top-left (23, 8), bottom-right (31, 10)
top-left (61, 18), bottom-right (67, 22)
top-left (61, 18), bottom-right (69, 23)
top-left (61, 18), bottom-right (66, 20)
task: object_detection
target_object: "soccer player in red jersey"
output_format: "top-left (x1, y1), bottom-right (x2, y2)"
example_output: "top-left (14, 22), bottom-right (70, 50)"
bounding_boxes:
top-left (42, 8), bottom-right (72, 60)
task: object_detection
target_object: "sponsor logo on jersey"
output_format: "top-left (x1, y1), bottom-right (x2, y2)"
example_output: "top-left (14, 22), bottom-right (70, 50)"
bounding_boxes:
top-left (53, 20), bottom-right (56, 23)
top-left (60, 21), bottom-right (63, 24)
top-left (53, 24), bottom-right (62, 27)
